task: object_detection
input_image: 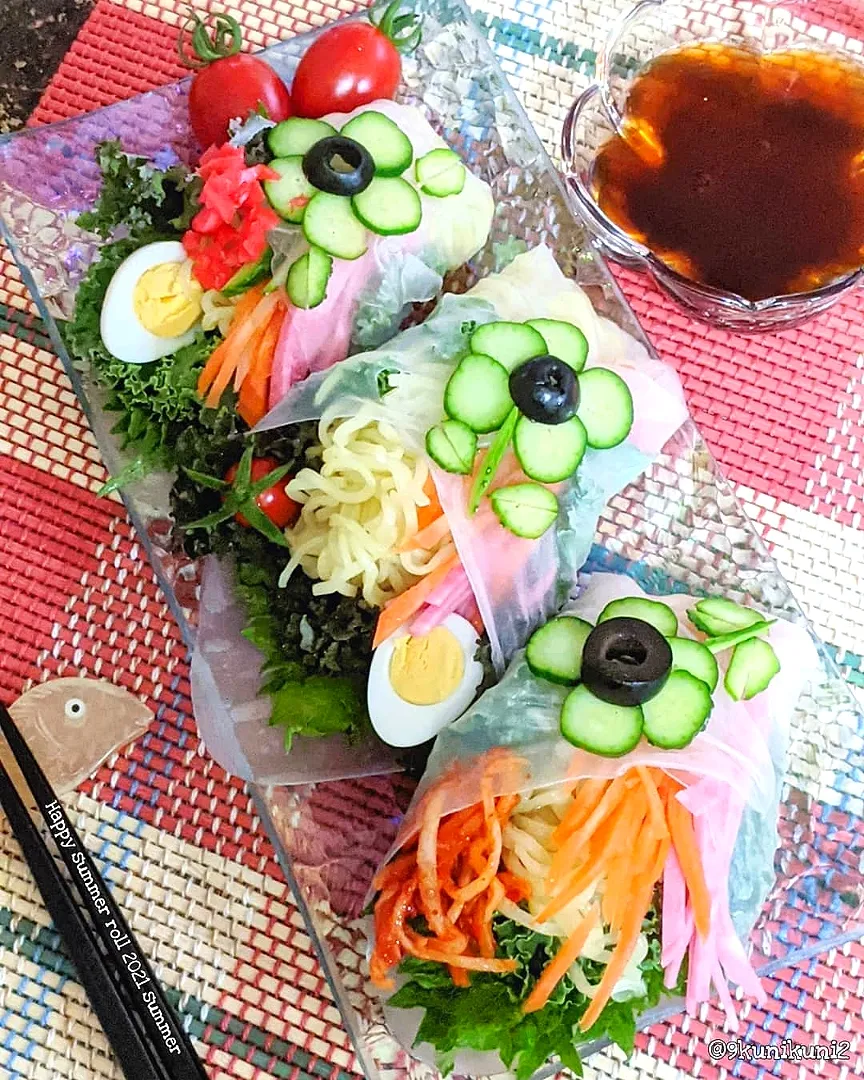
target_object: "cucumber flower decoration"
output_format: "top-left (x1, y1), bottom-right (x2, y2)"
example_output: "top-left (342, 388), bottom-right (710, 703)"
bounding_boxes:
top-left (425, 318), bottom-right (634, 539)
top-left (262, 112), bottom-right (467, 309)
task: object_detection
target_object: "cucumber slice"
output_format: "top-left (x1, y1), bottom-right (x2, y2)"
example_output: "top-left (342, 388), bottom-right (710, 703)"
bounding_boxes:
top-left (469, 322), bottom-right (547, 373)
top-left (490, 483), bottom-right (559, 539)
top-left (468, 407), bottom-right (519, 513)
top-left (704, 619), bottom-right (776, 655)
top-left (268, 117), bottom-right (337, 158)
top-left (286, 247), bottom-right (333, 309)
top-left (264, 157), bottom-right (317, 223)
top-left (576, 367), bottom-right (634, 449)
top-left (560, 684), bottom-right (643, 757)
top-left (642, 670), bottom-right (713, 749)
top-left (222, 249), bottom-right (271, 296)
top-left (527, 319), bottom-right (588, 373)
top-left (414, 148), bottom-right (466, 196)
top-left (425, 420), bottom-right (478, 474)
top-left (526, 616), bottom-right (593, 685)
top-left (513, 414), bottom-right (587, 483)
top-left (724, 638), bottom-right (780, 701)
top-left (444, 354), bottom-right (512, 434)
top-left (688, 597), bottom-right (763, 636)
top-left (302, 192), bottom-right (368, 259)
top-left (352, 177), bottom-right (422, 236)
top-left (340, 111), bottom-right (413, 177)
top-left (597, 597), bottom-right (678, 638)
top-left (668, 637), bottom-right (719, 692)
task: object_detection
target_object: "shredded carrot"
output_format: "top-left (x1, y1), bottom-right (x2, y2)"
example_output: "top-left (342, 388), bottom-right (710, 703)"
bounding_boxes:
top-left (552, 774), bottom-right (632, 847)
top-left (646, 834), bottom-right (671, 888)
top-left (372, 553), bottom-right (460, 648)
top-left (665, 794), bottom-right (711, 940)
top-left (495, 794), bottom-right (520, 822)
top-left (237, 302), bottom-right (284, 427)
top-left (637, 765), bottom-right (669, 841)
top-left (523, 905), bottom-right (601, 1014)
top-left (415, 475), bottom-right (443, 531)
top-left (578, 878), bottom-right (654, 1032)
top-left (199, 286), bottom-right (281, 409)
top-left (399, 513), bottom-right (452, 552)
top-left (232, 291), bottom-right (282, 391)
top-left (543, 779), bottom-right (642, 916)
top-left (600, 854), bottom-right (629, 930)
top-left (549, 775), bottom-right (633, 886)
top-left (197, 285), bottom-right (264, 395)
top-left (552, 778), bottom-right (609, 842)
top-left (197, 284), bottom-right (266, 397)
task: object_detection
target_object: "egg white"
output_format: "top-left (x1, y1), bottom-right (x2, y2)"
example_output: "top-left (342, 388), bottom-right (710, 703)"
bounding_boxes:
top-left (368, 613), bottom-right (484, 748)
top-left (100, 241), bottom-right (199, 365)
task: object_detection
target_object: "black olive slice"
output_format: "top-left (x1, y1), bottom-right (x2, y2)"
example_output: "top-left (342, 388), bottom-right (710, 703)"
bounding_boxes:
top-left (581, 616), bottom-right (672, 707)
top-left (508, 355), bottom-right (579, 425)
top-left (302, 136), bottom-right (375, 197)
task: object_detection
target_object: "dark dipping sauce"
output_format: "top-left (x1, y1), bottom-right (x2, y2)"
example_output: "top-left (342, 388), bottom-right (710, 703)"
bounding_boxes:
top-left (593, 43), bottom-right (864, 301)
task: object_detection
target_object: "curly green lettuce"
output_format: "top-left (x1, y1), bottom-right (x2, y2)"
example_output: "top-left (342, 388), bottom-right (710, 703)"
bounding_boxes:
top-left (388, 908), bottom-right (684, 1079)
top-left (76, 140), bottom-right (199, 240)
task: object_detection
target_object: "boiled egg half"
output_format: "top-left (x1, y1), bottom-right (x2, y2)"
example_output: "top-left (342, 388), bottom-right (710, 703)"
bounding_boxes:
top-left (100, 241), bottom-right (203, 364)
top-left (368, 613), bottom-right (484, 748)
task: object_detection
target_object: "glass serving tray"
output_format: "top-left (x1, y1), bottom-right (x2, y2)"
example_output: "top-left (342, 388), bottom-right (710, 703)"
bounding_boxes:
top-left (1, 1), bottom-right (862, 1077)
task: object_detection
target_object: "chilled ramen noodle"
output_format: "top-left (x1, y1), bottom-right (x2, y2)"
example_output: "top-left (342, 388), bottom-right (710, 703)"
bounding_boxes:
top-left (281, 410), bottom-right (456, 605)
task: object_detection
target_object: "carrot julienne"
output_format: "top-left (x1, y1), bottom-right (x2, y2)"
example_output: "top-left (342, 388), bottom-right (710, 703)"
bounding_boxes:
top-left (665, 792), bottom-right (711, 940)
top-left (522, 904), bottom-right (601, 1014)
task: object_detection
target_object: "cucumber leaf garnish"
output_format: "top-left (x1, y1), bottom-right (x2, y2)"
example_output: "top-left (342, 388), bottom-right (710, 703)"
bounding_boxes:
top-left (182, 445), bottom-right (292, 548)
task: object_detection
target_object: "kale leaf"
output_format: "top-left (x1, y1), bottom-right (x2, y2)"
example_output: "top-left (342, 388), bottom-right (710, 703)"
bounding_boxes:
top-left (76, 140), bottom-right (196, 240)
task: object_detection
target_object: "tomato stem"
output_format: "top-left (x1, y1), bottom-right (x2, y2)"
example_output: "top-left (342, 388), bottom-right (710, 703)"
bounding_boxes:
top-left (177, 7), bottom-right (243, 69)
top-left (369, 0), bottom-right (422, 55)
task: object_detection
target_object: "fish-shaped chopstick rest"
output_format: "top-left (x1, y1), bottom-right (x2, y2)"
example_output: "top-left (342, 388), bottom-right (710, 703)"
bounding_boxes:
top-left (0, 679), bottom-right (152, 797)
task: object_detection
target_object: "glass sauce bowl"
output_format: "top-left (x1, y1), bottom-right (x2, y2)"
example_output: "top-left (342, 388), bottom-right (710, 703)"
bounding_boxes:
top-left (561, 0), bottom-right (864, 332)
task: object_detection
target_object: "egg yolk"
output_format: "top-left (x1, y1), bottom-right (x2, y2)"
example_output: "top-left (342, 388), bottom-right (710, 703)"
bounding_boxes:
top-left (133, 261), bottom-right (203, 338)
top-left (389, 627), bottom-right (465, 706)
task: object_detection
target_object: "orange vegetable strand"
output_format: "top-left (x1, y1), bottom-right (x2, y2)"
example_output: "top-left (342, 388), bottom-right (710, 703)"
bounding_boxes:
top-left (372, 553), bottom-right (460, 648)
top-left (522, 905), bottom-right (601, 1014)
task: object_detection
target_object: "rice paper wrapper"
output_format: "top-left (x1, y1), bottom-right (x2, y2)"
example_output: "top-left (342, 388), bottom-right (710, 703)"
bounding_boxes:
top-left (385, 573), bottom-right (821, 902)
top-left (258, 246), bottom-right (691, 673)
top-left (266, 99), bottom-right (495, 407)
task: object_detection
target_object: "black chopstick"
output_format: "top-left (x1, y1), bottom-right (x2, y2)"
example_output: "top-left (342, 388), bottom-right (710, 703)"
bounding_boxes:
top-left (0, 760), bottom-right (167, 1080)
top-left (0, 701), bottom-right (209, 1080)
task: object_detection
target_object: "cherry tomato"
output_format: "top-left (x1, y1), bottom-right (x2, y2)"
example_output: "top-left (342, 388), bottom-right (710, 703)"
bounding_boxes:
top-left (291, 23), bottom-right (402, 118)
top-left (190, 56), bottom-right (291, 149)
top-left (225, 458), bottom-right (300, 529)
top-left (179, 11), bottom-right (291, 150)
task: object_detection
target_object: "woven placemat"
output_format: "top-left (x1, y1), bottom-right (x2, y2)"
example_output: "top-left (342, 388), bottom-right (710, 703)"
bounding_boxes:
top-left (0, 1), bottom-right (862, 1079)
